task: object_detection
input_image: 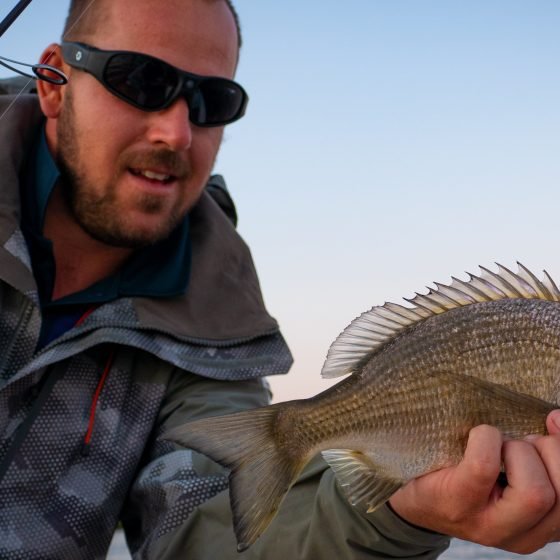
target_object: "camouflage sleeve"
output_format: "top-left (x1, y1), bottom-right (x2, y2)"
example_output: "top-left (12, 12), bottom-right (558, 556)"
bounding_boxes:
top-left (119, 370), bottom-right (271, 558)
top-left (122, 371), bottom-right (450, 559)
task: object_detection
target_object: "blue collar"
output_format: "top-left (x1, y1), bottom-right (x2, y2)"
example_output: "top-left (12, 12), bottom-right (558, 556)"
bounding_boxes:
top-left (23, 128), bottom-right (192, 307)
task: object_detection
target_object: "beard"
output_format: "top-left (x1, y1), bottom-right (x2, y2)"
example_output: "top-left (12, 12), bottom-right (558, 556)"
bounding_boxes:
top-left (55, 88), bottom-right (191, 249)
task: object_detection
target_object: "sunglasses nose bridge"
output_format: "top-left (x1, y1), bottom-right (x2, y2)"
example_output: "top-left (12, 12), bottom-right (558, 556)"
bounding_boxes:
top-left (176, 75), bottom-right (204, 125)
top-left (177, 74), bottom-right (196, 102)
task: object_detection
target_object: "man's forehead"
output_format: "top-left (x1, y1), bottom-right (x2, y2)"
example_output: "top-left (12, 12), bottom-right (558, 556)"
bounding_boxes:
top-left (82, 0), bottom-right (238, 73)
top-left (83, 0), bottom-right (235, 40)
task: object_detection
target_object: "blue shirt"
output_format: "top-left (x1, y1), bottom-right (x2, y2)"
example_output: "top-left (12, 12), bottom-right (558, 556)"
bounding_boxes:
top-left (21, 128), bottom-right (192, 349)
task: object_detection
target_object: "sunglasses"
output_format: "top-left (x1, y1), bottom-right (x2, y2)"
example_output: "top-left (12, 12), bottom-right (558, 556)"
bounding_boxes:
top-left (60, 42), bottom-right (248, 127)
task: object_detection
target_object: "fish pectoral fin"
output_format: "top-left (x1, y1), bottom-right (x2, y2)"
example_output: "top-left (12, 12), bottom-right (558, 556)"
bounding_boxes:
top-left (321, 449), bottom-right (403, 513)
top-left (443, 372), bottom-right (555, 438)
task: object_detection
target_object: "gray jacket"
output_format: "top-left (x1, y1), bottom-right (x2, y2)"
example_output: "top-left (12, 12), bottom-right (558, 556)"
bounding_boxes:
top-left (0, 93), bottom-right (450, 559)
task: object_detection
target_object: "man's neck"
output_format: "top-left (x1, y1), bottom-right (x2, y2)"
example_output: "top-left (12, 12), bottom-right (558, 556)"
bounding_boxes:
top-left (43, 186), bottom-right (133, 301)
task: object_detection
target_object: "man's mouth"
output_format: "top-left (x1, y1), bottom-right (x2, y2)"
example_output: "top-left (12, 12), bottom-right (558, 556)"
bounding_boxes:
top-left (130, 168), bottom-right (176, 184)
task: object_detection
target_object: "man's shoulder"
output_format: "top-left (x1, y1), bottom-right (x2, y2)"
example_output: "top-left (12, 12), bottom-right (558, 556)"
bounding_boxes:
top-left (0, 77), bottom-right (41, 125)
top-left (0, 76), bottom-right (37, 95)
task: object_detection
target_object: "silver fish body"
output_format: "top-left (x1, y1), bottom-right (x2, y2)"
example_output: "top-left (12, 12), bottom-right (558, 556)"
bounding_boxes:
top-left (166, 263), bottom-right (560, 551)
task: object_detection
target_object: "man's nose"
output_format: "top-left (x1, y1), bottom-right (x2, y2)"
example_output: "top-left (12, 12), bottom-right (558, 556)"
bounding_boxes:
top-left (145, 98), bottom-right (193, 151)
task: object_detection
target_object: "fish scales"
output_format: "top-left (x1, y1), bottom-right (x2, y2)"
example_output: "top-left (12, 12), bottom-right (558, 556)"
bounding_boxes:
top-left (165, 263), bottom-right (560, 551)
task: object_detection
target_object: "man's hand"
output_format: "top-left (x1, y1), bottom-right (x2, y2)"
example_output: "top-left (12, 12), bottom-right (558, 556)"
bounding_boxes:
top-left (389, 410), bottom-right (560, 554)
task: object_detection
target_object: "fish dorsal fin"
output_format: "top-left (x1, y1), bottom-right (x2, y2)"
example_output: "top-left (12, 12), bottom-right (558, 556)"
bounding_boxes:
top-left (321, 262), bottom-right (560, 379)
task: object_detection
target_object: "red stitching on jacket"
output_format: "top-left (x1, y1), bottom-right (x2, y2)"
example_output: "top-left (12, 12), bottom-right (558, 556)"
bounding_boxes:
top-left (82, 350), bottom-right (115, 456)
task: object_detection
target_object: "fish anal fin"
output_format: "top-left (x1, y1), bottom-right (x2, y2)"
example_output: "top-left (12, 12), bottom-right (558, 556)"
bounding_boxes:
top-left (321, 449), bottom-right (403, 513)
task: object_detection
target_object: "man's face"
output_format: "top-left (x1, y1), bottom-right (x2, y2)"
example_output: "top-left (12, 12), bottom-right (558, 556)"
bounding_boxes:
top-left (52, 0), bottom-right (238, 248)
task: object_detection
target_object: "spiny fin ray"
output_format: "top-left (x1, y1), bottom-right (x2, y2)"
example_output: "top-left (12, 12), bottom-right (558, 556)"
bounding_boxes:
top-left (321, 263), bottom-right (557, 379)
top-left (543, 270), bottom-right (560, 301)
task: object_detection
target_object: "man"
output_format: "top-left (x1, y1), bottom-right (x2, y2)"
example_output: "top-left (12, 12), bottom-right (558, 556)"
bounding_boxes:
top-left (1, 0), bottom-right (560, 558)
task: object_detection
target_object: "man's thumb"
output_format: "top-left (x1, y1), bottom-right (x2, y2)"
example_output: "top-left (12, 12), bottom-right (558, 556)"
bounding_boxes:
top-left (455, 425), bottom-right (502, 496)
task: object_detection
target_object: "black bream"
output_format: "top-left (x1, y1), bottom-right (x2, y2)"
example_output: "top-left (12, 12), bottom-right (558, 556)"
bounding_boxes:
top-left (165, 263), bottom-right (560, 551)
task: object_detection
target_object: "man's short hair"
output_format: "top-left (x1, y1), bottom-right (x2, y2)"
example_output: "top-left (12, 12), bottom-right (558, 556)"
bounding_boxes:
top-left (62, 0), bottom-right (242, 48)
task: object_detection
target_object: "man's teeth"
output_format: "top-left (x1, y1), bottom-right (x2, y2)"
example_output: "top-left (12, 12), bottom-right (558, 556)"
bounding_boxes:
top-left (139, 170), bottom-right (171, 181)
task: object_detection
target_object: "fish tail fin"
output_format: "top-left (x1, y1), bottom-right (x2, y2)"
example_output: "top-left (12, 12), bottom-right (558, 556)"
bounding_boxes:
top-left (164, 402), bottom-right (308, 551)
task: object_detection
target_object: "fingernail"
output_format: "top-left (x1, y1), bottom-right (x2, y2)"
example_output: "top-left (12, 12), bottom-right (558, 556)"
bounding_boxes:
top-left (523, 434), bottom-right (540, 442)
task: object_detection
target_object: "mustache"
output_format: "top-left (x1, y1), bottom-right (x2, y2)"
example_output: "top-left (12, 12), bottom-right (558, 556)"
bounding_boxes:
top-left (121, 148), bottom-right (191, 179)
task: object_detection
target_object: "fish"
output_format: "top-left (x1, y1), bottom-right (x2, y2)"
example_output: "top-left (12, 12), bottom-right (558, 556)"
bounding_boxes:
top-left (165, 262), bottom-right (560, 551)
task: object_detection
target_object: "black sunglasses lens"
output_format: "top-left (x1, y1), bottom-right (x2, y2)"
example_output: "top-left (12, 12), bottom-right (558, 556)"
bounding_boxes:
top-left (101, 51), bottom-right (245, 125)
top-left (104, 53), bottom-right (179, 109)
top-left (190, 79), bottom-right (245, 125)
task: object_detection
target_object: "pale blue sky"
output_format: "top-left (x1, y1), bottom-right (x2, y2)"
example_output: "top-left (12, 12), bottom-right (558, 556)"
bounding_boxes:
top-left (1, 1), bottom-right (559, 401)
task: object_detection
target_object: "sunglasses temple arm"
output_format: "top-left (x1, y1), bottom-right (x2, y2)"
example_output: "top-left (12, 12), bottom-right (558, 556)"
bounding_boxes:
top-left (0, 57), bottom-right (35, 79)
top-left (0, 54), bottom-right (68, 85)
top-left (0, 0), bottom-right (33, 39)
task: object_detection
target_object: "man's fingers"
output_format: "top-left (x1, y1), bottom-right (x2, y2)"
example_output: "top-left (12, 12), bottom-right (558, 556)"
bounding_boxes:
top-left (491, 435), bottom-right (560, 554)
top-left (533, 435), bottom-right (560, 491)
top-left (524, 435), bottom-right (560, 543)
top-left (491, 439), bottom-right (554, 534)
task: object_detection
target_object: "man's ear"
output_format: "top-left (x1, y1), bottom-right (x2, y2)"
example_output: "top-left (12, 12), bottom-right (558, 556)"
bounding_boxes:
top-left (36, 44), bottom-right (70, 118)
